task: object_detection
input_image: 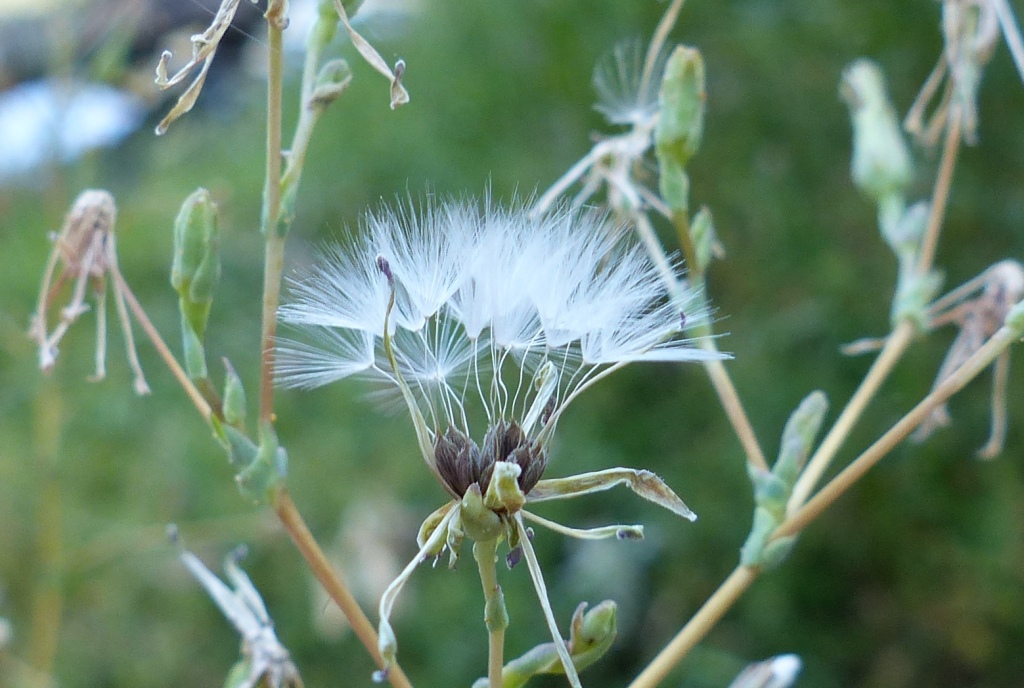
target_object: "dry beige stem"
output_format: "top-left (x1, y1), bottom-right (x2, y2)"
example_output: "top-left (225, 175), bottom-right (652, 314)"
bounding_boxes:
top-left (29, 190), bottom-right (150, 395)
top-left (914, 260), bottom-right (1024, 455)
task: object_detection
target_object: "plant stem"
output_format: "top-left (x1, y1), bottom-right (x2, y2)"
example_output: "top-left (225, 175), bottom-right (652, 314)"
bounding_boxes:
top-left (776, 322), bottom-right (1019, 539)
top-left (787, 321), bottom-right (914, 513)
top-left (916, 111), bottom-right (961, 275)
top-left (630, 323), bottom-right (1020, 684)
top-left (702, 354), bottom-right (768, 472)
top-left (626, 566), bottom-right (758, 688)
top-left (272, 488), bottom-right (414, 688)
top-left (258, 11), bottom-right (286, 424)
top-left (474, 538), bottom-right (507, 688)
top-left (114, 272), bottom-right (212, 421)
top-left (633, 214), bottom-right (768, 472)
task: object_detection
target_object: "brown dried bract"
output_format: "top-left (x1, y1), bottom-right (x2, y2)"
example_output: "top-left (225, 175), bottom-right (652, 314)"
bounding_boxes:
top-left (914, 260), bottom-right (1024, 456)
top-left (29, 190), bottom-right (150, 395)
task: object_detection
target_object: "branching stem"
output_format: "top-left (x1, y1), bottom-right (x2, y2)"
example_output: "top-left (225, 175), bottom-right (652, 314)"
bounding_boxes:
top-left (787, 321), bottom-right (914, 513)
top-left (630, 322), bottom-right (1019, 685)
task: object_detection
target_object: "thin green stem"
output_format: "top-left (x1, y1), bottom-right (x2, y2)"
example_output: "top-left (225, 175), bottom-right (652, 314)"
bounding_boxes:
top-left (474, 537), bottom-right (507, 688)
top-left (273, 488), bottom-right (414, 688)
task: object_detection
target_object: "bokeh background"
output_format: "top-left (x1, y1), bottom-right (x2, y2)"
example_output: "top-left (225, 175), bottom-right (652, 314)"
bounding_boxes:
top-left (1, 0), bottom-right (1024, 687)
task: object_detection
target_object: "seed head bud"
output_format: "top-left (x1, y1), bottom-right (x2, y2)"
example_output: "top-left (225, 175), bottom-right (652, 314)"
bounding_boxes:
top-left (171, 188), bottom-right (220, 311)
top-left (656, 46), bottom-right (706, 168)
top-left (842, 59), bottom-right (912, 204)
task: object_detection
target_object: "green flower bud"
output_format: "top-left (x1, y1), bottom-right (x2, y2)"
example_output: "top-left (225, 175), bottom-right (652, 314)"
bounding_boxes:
top-left (656, 46), bottom-right (706, 169)
top-left (171, 188), bottom-right (220, 304)
top-left (689, 206), bottom-right (721, 273)
top-left (171, 188), bottom-right (220, 379)
top-left (310, 59), bottom-right (353, 108)
top-left (222, 359), bottom-right (247, 427)
top-left (841, 59), bottom-right (912, 204)
top-left (772, 390), bottom-right (828, 488)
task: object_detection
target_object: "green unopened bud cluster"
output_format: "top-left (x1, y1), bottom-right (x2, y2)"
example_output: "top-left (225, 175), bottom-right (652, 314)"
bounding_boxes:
top-left (740, 391), bottom-right (828, 569)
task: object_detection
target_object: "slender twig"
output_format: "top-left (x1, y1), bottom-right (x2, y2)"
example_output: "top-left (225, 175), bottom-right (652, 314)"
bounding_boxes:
top-left (629, 322), bottom-right (1020, 685)
top-left (916, 111), bottom-right (962, 275)
top-left (626, 566), bottom-right (758, 688)
top-left (258, 13), bottom-right (286, 423)
top-left (702, 355), bottom-right (768, 472)
top-left (776, 323), bottom-right (1019, 539)
top-left (639, 0), bottom-right (686, 96)
top-left (787, 321), bottom-right (915, 513)
top-left (113, 272), bottom-right (212, 421)
top-left (632, 215), bottom-right (768, 472)
top-left (272, 488), bottom-right (414, 688)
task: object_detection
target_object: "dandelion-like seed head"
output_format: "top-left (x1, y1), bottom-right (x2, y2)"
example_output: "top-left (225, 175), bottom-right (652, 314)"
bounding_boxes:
top-left (593, 39), bottom-right (667, 127)
top-left (278, 196), bottom-right (721, 502)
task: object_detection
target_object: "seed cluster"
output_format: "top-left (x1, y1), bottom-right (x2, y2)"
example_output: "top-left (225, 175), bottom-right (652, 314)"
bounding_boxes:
top-left (433, 421), bottom-right (548, 504)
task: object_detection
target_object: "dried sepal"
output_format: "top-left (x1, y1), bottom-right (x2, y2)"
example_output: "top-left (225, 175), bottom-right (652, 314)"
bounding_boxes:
top-left (376, 505), bottom-right (459, 682)
top-left (333, 0), bottom-right (409, 109)
top-left (514, 514), bottom-right (583, 688)
top-left (521, 510), bottom-right (643, 541)
top-left (153, 0), bottom-right (259, 134)
top-left (29, 190), bottom-right (149, 394)
top-left (527, 467), bottom-right (696, 521)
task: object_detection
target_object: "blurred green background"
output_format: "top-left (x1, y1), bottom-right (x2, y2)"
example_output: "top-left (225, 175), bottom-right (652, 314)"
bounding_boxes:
top-left (2, 0), bottom-right (1024, 687)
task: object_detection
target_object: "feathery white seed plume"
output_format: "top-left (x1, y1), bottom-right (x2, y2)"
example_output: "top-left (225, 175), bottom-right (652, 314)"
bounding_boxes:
top-left (277, 197), bottom-right (725, 440)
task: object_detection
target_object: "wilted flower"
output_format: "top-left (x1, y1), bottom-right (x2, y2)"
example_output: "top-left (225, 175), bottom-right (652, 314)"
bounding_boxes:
top-left (914, 259), bottom-right (1024, 457)
top-left (171, 528), bottom-right (303, 688)
top-left (29, 190), bottom-right (150, 394)
top-left (278, 197), bottom-right (724, 686)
